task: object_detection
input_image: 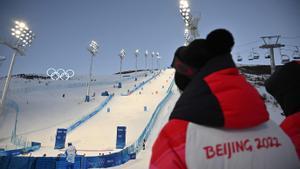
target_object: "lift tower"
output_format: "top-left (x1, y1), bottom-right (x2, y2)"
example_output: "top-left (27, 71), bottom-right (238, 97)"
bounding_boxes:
top-left (259, 35), bottom-right (285, 74)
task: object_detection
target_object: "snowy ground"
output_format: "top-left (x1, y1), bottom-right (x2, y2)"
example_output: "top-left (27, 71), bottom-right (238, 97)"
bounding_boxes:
top-left (0, 69), bottom-right (285, 168)
top-left (0, 71), bottom-right (159, 152)
top-left (244, 73), bottom-right (284, 124)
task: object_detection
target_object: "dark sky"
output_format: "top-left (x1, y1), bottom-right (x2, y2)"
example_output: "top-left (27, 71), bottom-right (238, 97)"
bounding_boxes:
top-left (1, 0), bottom-right (300, 75)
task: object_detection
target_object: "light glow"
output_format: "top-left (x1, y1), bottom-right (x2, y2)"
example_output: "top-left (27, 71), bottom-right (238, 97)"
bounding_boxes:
top-left (11, 20), bottom-right (35, 48)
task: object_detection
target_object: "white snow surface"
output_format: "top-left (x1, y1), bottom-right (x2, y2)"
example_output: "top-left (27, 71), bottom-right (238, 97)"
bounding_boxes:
top-left (0, 70), bottom-right (175, 157)
top-left (0, 69), bottom-right (285, 169)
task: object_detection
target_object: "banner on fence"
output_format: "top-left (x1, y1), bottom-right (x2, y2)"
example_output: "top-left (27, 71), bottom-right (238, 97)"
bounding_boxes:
top-left (116, 126), bottom-right (126, 149)
top-left (54, 128), bottom-right (67, 149)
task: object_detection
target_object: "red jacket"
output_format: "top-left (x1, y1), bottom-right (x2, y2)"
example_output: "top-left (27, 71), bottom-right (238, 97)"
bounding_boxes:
top-left (280, 112), bottom-right (300, 159)
top-left (150, 55), bottom-right (299, 169)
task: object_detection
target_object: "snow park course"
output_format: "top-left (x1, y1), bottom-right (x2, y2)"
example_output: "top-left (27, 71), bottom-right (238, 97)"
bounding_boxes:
top-left (0, 69), bottom-right (179, 168)
top-left (0, 71), bottom-right (152, 152)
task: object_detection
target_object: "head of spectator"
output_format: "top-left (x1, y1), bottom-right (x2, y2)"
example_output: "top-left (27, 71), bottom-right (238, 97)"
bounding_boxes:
top-left (265, 61), bottom-right (300, 116)
top-left (171, 29), bottom-right (234, 91)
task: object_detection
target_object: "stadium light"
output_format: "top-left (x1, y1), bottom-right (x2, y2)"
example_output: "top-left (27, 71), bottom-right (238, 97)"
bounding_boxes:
top-left (179, 0), bottom-right (199, 45)
top-left (134, 49), bottom-right (139, 81)
top-left (119, 49), bottom-right (126, 84)
top-left (144, 50), bottom-right (148, 71)
top-left (156, 52), bottom-right (161, 70)
top-left (0, 20), bottom-right (35, 115)
top-left (85, 40), bottom-right (99, 102)
top-left (151, 51), bottom-right (155, 72)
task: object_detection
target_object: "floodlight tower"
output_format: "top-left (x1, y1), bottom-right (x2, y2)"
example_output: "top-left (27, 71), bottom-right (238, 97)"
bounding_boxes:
top-left (144, 50), bottom-right (148, 71)
top-left (119, 49), bottom-right (126, 83)
top-left (151, 51), bottom-right (155, 72)
top-left (156, 52), bottom-right (160, 70)
top-left (179, 0), bottom-right (199, 45)
top-left (134, 49), bottom-right (140, 81)
top-left (85, 40), bottom-right (99, 102)
top-left (0, 20), bottom-right (35, 115)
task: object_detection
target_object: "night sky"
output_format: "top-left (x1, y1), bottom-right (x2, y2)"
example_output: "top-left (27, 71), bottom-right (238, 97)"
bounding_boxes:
top-left (1, 0), bottom-right (299, 76)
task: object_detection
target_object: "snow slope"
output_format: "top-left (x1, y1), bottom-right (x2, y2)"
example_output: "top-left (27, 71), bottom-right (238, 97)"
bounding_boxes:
top-left (0, 71), bottom-right (156, 151)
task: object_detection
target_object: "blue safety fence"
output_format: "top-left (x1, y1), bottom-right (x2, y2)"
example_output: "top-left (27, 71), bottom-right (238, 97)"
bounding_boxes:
top-left (67, 94), bottom-right (114, 133)
top-left (121, 71), bottom-right (161, 96)
top-left (0, 142), bottom-right (41, 157)
top-left (0, 79), bottom-right (175, 169)
top-left (0, 152), bottom-right (134, 169)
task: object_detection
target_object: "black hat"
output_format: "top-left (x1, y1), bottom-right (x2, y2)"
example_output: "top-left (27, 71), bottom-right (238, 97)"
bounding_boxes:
top-left (172, 39), bottom-right (209, 90)
top-left (206, 29), bottom-right (234, 56)
top-left (265, 61), bottom-right (300, 116)
top-left (172, 29), bottom-right (235, 91)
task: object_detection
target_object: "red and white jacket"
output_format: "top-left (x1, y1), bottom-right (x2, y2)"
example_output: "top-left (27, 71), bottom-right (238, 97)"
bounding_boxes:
top-left (281, 112), bottom-right (300, 159)
top-left (150, 55), bottom-right (300, 169)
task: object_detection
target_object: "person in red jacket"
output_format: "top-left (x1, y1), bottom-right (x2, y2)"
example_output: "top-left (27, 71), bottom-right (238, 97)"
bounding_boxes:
top-left (149, 29), bottom-right (300, 169)
top-left (265, 61), bottom-right (300, 159)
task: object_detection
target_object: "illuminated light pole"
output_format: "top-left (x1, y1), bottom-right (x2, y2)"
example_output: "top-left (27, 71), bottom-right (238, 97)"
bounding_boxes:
top-left (179, 0), bottom-right (199, 45)
top-left (85, 40), bottom-right (99, 102)
top-left (119, 49), bottom-right (126, 88)
top-left (156, 52), bottom-right (161, 70)
top-left (134, 49), bottom-right (140, 81)
top-left (0, 20), bottom-right (34, 115)
top-left (151, 51), bottom-right (155, 73)
top-left (144, 50), bottom-right (148, 71)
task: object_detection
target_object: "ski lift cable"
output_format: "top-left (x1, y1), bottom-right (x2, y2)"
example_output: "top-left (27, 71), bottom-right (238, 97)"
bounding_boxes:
top-left (282, 47), bottom-right (297, 52)
top-left (234, 46), bottom-right (261, 55)
top-left (281, 36), bottom-right (300, 39)
top-left (235, 40), bottom-right (260, 48)
top-left (285, 44), bottom-right (300, 48)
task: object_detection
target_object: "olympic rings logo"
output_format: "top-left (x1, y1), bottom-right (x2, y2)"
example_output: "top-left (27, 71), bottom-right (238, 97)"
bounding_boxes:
top-left (46, 68), bottom-right (75, 80)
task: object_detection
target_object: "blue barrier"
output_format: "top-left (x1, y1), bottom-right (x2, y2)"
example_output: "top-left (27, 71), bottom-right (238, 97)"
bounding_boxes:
top-left (121, 71), bottom-right (161, 96)
top-left (56, 157), bottom-right (81, 169)
top-left (36, 157), bottom-right (56, 169)
top-left (67, 94), bottom-right (114, 133)
top-left (0, 143), bottom-right (41, 156)
top-left (0, 79), bottom-right (175, 169)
